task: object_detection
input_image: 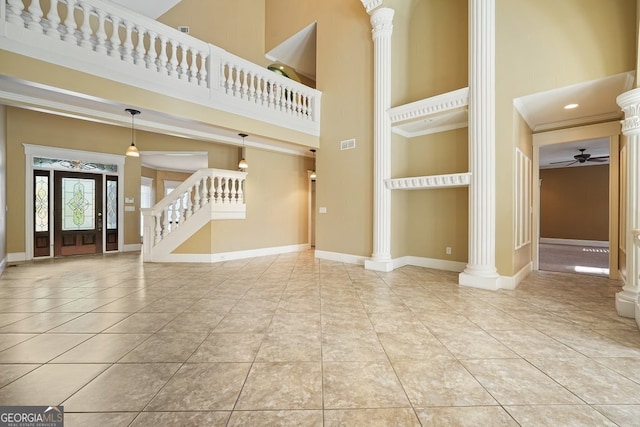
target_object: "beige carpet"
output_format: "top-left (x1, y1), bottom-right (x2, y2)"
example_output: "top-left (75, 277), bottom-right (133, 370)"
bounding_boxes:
top-left (539, 243), bottom-right (609, 276)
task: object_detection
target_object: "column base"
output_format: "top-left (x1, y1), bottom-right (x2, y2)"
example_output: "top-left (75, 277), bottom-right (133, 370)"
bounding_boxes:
top-left (459, 271), bottom-right (501, 291)
top-left (616, 290), bottom-right (639, 319)
top-left (365, 259), bottom-right (394, 272)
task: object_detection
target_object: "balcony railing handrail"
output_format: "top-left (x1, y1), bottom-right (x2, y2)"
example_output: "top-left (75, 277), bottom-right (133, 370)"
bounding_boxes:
top-left (1, 0), bottom-right (321, 136)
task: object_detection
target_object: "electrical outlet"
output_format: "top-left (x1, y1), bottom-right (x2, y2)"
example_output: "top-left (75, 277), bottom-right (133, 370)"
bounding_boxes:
top-left (445, 247), bottom-right (452, 255)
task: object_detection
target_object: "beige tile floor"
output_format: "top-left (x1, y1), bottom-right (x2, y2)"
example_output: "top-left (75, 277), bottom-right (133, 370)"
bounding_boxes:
top-left (0, 251), bottom-right (639, 426)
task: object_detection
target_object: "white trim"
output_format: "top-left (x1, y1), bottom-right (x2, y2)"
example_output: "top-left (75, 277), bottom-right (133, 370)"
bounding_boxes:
top-left (7, 252), bottom-right (27, 263)
top-left (151, 243), bottom-right (307, 263)
top-left (499, 262), bottom-right (532, 290)
top-left (123, 244), bottom-right (142, 252)
top-left (23, 144), bottom-right (126, 260)
top-left (393, 256), bottom-right (466, 272)
top-left (314, 250), bottom-right (367, 265)
top-left (0, 257), bottom-right (6, 276)
top-left (539, 238), bottom-right (609, 248)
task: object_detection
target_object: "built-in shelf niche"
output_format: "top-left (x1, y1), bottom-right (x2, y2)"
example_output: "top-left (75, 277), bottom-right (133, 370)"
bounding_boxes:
top-left (388, 87), bottom-right (470, 190)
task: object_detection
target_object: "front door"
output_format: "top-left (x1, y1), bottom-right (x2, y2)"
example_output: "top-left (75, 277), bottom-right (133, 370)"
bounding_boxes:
top-left (54, 171), bottom-right (103, 256)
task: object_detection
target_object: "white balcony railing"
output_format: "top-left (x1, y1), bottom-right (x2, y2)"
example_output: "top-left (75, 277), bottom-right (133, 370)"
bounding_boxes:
top-left (141, 168), bottom-right (247, 261)
top-left (1, 0), bottom-right (321, 136)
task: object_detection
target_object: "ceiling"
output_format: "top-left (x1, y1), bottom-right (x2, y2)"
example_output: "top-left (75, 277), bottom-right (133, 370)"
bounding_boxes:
top-left (514, 71), bottom-right (634, 169)
top-left (266, 22), bottom-right (317, 81)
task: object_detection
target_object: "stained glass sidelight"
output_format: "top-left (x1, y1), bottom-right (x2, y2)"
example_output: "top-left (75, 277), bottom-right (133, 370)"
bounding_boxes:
top-left (62, 177), bottom-right (95, 230)
top-left (33, 157), bottom-right (117, 173)
top-left (106, 179), bottom-right (117, 229)
top-left (34, 175), bottom-right (49, 232)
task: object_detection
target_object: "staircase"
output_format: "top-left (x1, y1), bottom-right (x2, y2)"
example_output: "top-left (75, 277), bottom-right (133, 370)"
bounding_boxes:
top-left (141, 168), bottom-right (247, 262)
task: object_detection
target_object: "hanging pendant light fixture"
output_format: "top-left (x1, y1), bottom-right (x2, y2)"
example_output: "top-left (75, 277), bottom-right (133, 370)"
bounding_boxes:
top-left (310, 149), bottom-right (317, 179)
top-left (125, 108), bottom-right (141, 157)
top-left (238, 133), bottom-right (248, 169)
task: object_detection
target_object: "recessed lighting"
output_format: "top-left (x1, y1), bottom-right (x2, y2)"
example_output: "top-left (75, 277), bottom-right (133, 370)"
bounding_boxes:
top-left (564, 103), bottom-right (579, 110)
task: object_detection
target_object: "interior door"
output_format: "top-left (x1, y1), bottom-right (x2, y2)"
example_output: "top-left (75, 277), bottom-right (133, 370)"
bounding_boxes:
top-left (54, 171), bottom-right (103, 256)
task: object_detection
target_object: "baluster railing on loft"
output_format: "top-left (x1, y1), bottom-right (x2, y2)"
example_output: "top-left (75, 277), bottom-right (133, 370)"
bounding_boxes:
top-left (1, 0), bottom-right (321, 136)
top-left (141, 168), bottom-right (247, 261)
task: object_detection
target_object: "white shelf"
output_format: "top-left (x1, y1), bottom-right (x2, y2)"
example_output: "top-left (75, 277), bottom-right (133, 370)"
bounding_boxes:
top-left (386, 172), bottom-right (471, 190)
top-left (389, 87), bottom-right (469, 138)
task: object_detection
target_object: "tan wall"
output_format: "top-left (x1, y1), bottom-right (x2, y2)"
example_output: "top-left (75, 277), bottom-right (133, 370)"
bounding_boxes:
top-left (5, 107), bottom-right (238, 253)
top-left (0, 106), bottom-right (6, 265)
top-left (540, 165), bottom-right (609, 241)
top-left (174, 148), bottom-right (312, 253)
top-left (496, 0), bottom-right (635, 275)
top-left (154, 170), bottom-right (191, 202)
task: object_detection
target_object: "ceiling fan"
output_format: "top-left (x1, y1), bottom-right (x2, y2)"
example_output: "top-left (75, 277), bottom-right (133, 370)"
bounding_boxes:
top-left (550, 148), bottom-right (609, 166)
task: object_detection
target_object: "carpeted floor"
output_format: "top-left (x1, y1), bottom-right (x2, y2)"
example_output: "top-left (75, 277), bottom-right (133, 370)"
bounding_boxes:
top-left (539, 243), bottom-right (609, 276)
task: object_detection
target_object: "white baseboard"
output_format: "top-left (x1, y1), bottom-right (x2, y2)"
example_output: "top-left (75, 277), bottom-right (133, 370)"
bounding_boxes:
top-left (393, 256), bottom-right (466, 272)
top-left (314, 250), bottom-right (367, 265)
top-left (7, 252), bottom-right (26, 263)
top-left (499, 261), bottom-right (532, 290)
top-left (123, 244), bottom-right (142, 252)
top-left (540, 238), bottom-right (609, 248)
top-left (152, 243), bottom-right (308, 263)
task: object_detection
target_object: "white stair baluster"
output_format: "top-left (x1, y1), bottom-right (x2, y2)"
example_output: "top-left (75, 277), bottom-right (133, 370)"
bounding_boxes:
top-left (178, 44), bottom-right (189, 80)
top-left (198, 50), bottom-right (208, 87)
top-left (257, 77), bottom-right (266, 105)
top-left (168, 40), bottom-right (179, 77)
top-left (27, 0), bottom-right (44, 32)
top-left (224, 178), bottom-right (231, 203)
top-left (248, 72), bottom-right (256, 102)
top-left (238, 179), bottom-right (244, 204)
top-left (241, 69), bottom-right (248, 99)
top-left (146, 31), bottom-right (158, 70)
top-left (46, 0), bottom-right (63, 39)
top-left (158, 36), bottom-right (169, 75)
top-left (94, 9), bottom-right (108, 54)
top-left (225, 62), bottom-right (234, 93)
top-left (122, 20), bottom-right (135, 63)
top-left (154, 214), bottom-right (162, 245)
top-left (185, 188), bottom-right (193, 218)
top-left (188, 48), bottom-right (199, 84)
top-left (134, 26), bottom-right (147, 66)
top-left (200, 176), bottom-right (208, 206)
top-left (207, 175), bottom-right (215, 204)
top-left (108, 15), bottom-right (121, 58)
top-left (267, 80), bottom-right (275, 108)
top-left (162, 208), bottom-right (170, 237)
top-left (175, 197), bottom-right (182, 226)
top-left (193, 180), bottom-right (201, 212)
top-left (78, 2), bottom-right (93, 49)
top-left (215, 176), bottom-right (223, 203)
top-left (7, 0), bottom-right (26, 26)
top-left (232, 66), bottom-right (242, 96)
top-left (62, 0), bottom-right (78, 43)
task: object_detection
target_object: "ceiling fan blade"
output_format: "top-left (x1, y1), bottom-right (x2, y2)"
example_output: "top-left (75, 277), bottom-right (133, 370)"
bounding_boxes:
top-left (588, 155), bottom-right (609, 160)
top-left (549, 160), bottom-right (574, 164)
top-left (587, 157), bottom-right (609, 162)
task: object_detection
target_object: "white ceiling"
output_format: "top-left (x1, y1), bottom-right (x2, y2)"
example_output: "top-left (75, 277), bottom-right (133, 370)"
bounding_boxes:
top-left (266, 22), bottom-right (317, 81)
top-left (515, 71), bottom-right (634, 169)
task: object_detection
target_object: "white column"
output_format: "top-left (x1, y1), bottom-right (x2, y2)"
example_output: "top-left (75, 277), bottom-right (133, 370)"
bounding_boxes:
top-left (616, 88), bottom-right (640, 325)
top-left (363, 6), bottom-right (395, 273)
top-left (459, 0), bottom-right (500, 290)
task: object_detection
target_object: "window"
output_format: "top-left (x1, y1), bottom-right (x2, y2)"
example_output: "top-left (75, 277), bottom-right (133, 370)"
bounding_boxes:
top-left (140, 177), bottom-right (154, 237)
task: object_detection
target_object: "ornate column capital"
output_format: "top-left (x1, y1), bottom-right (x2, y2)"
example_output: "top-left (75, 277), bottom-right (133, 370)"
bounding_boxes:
top-left (361, 0), bottom-right (383, 15)
top-left (370, 7), bottom-right (395, 40)
top-left (617, 88), bottom-right (640, 135)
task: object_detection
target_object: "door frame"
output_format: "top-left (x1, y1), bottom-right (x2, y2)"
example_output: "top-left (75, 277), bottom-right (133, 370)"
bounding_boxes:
top-left (24, 144), bottom-right (125, 261)
top-left (532, 121), bottom-right (620, 279)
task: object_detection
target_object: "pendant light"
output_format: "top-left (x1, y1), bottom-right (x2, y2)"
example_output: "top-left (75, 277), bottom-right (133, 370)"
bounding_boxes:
top-left (238, 133), bottom-right (248, 170)
top-left (125, 108), bottom-right (140, 157)
top-left (310, 149), bottom-right (317, 179)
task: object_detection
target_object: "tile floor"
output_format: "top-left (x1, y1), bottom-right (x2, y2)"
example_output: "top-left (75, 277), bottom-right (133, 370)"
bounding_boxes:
top-left (0, 251), bottom-right (639, 426)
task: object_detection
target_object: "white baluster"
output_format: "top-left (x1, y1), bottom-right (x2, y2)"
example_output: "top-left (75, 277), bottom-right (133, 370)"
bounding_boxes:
top-left (146, 31), bottom-right (158, 70)
top-left (207, 175), bottom-right (215, 203)
top-left (257, 77), bottom-right (266, 105)
top-left (198, 50), bottom-right (208, 87)
top-left (224, 178), bottom-right (231, 203)
top-left (238, 179), bottom-right (244, 204)
top-left (188, 48), bottom-right (199, 84)
top-left (285, 87), bottom-right (292, 113)
top-left (193, 180), bottom-right (201, 212)
top-left (174, 198), bottom-right (182, 226)
top-left (248, 72), bottom-right (256, 102)
top-left (62, 0), bottom-right (78, 43)
top-left (154, 214), bottom-right (162, 245)
top-left (168, 41), bottom-right (179, 77)
top-left (134, 26), bottom-right (147, 66)
top-left (78, 2), bottom-right (93, 49)
top-left (225, 62), bottom-right (234, 93)
top-left (200, 176), bottom-right (208, 206)
top-left (229, 179), bottom-right (237, 203)
top-left (7, 0), bottom-right (26, 26)
top-left (158, 36), bottom-right (169, 75)
top-left (94, 9), bottom-right (108, 54)
top-left (233, 67), bottom-right (242, 97)
top-left (185, 188), bottom-right (193, 218)
top-left (108, 15), bottom-right (121, 58)
top-left (162, 208), bottom-right (170, 237)
top-left (46, 0), bottom-right (63, 39)
top-left (122, 20), bottom-right (135, 63)
top-left (267, 80), bottom-right (275, 108)
top-left (178, 44), bottom-right (189, 80)
top-left (27, 0), bottom-right (44, 32)
top-left (241, 69), bottom-right (249, 99)
top-left (215, 177), bottom-right (223, 203)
